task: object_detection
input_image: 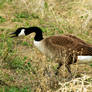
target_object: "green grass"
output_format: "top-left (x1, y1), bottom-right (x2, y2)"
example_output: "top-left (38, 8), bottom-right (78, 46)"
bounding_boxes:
top-left (90, 64), bottom-right (92, 67)
top-left (0, 86), bottom-right (31, 92)
top-left (0, 16), bottom-right (6, 23)
top-left (12, 12), bottom-right (31, 23)
top-left (30, 13), bottom-right (39, 19)
top-left (11, 18), bottom-right (23, 22)
top-left (8, 56), bottom-right (25, 69)
top-left (44, 1), bottom-right (48, 9)
top-left (15, 12), bottom-right (30, 19)
top-left (11, 12), bottom-right (32, 23)
top-left (0, 32), bottom-right (14, 58)
top-left (0, 0), bottom-right (6, 8)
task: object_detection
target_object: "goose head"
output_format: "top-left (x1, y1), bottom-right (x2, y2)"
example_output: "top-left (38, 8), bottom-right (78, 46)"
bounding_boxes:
top-left (10, 27), bottom-right (43, 41)
top-left (10, 27), bottom-right (26, 37)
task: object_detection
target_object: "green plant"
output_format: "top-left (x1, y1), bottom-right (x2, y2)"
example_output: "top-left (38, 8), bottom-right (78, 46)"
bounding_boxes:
top-left (9, 56), bottom-right (25, 69)
top-left (0, 16), bottom-right (6, 23)
top-left (24, 22), bottom-right (30, 27)
top-left (11, 18), bottom-right (23, 22)
top-left (24, 61), bottom-right (36, 74)
top-left (0, 33), bottom-right (13, 59)
top-left (44, 1), bottom-right (48, 9)
top-left (22, 41), bottom-right (31, 46)
top-left (15, 12), bottom-right (30, 19)
top-left (90, 64), bottom-right (92, 67)
top-left (7, 0), bottom-right (13, 3)
top-left (53, 64), bottom-right (58, 71)
top-left (0, 43), bottom-right (3, 56)
top-left (0, 0), bottom-right (6, 8)
top-left (0, 86), bottom-right (31, 92)
top-left (31, 13), bottom-right (39, 19)
top-left (55, 27), bottom-right (64, 34)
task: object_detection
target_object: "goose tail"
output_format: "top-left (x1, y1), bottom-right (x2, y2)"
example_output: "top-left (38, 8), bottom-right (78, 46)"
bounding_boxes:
top-left (77, 56), bottom-right (92, 64)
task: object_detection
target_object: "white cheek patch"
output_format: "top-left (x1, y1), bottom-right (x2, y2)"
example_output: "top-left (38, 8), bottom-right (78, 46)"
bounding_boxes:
top-left (18, 29), bottom-right (25, 36)
top-left (78, 56), bottom-right (92, 64)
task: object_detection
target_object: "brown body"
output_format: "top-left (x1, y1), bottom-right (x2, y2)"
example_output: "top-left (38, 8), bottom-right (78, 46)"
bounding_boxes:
top-left (39, 34), bottom-right (92, 75)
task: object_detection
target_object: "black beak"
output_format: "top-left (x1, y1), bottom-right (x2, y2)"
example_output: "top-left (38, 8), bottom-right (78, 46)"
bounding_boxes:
top-left (10, 32), bottom-right (17, 38)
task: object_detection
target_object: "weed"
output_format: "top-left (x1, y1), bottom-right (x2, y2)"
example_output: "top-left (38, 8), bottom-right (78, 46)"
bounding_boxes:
top-left (55, 27), bottom-right (64, 34)
top-left (8, 56), bottom-right (24, 69)
top-left (0, 86), bottom-right (31, 92)
top-left (53, 64), bottom-right (58, 71)
top-left (44, 1), bottom-right (48, 9)
top-left (0, 43), bottom-right (3, 56)
top-left (22, 41), bottom-right (29, 46)
top-left (15, 12), bottom-right (30, 19)
top-left (11, 18), bottom-right (23, 22)
top-left (6, 38), bottom-right (14, 52)
top-left (0, 16), bottom-right (6, 23)
top-left (0, 0), bottom-right (6, 8)
top-left (31, 13), bottom-right (39, 19)
top-left (24, 22), bottom-right (30, 27)
top-left (24, 61), bottom-right (36, 74)
top-left (23, 56), bottom-right (28, 61)
top-left (7, 0), bottom-right (13, 3)
top-left (90, 64), bottom-right (92, 67)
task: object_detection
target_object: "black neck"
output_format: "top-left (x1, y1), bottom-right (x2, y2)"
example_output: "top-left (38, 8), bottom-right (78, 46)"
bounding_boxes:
top-left (26, 27), bottom-right (44, 41)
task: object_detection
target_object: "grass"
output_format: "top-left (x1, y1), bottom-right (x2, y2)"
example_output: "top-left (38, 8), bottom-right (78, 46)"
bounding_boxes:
top-left (0, 0), bottom-right (6, 8)
top-left (0, 16), bottom-right (6, 23)
top-left (90, 64), bottom-right (92, 67)
top-left (15, 12), bottom-right (30, 19)
top-left (0, 86), bottom-right (31, 92)
top-left (0, 0), bottom-right (92, 91)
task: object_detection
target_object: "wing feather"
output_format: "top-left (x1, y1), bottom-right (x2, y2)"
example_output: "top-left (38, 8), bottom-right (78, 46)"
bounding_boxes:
top-left (45, 35), bottom-right (77, 49)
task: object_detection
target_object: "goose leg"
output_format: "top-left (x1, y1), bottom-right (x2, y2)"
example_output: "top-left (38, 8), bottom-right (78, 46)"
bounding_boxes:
top-left (65, 65), bottom-right (72, 79)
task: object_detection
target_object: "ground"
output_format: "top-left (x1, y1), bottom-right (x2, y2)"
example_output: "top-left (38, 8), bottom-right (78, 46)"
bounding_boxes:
top-left (0, 0), bottom-right (92, 92)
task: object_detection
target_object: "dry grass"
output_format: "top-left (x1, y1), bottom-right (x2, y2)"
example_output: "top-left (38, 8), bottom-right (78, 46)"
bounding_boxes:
top-left (0, 0), bottom-right (92, 92)
top-left (57, 74), bottom-right (92, 92)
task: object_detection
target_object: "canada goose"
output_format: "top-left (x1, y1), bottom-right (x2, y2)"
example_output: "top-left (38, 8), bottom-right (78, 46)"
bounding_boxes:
top-left (10, 26), bottom-right (92, 76)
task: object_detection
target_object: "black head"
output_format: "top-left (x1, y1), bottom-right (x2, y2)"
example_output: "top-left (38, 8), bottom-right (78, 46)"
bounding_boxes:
top-left (10, 26), bottom-right (43, 41)
top-left (10, 27), bottom-right (26, 38)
